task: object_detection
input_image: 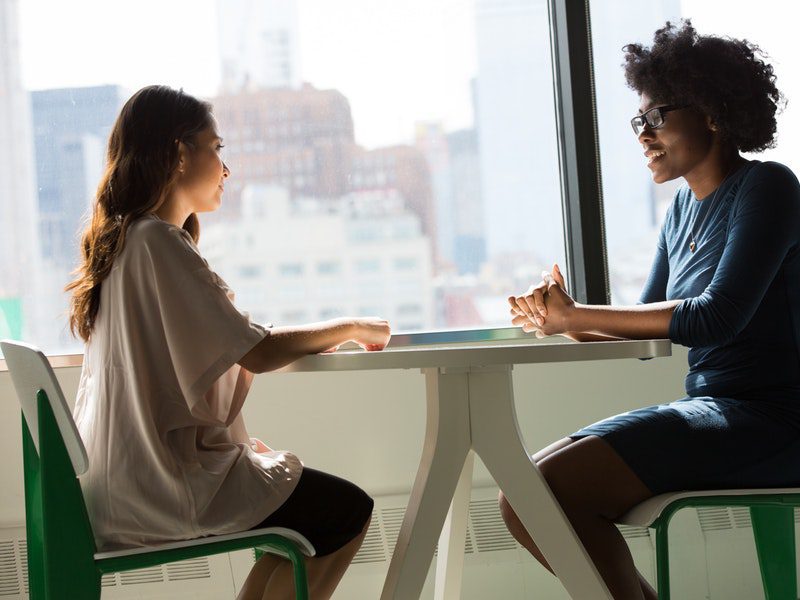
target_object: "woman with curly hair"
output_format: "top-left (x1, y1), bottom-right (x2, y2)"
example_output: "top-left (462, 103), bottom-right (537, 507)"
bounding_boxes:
top-left (500, 20), bottom-right (800, 598)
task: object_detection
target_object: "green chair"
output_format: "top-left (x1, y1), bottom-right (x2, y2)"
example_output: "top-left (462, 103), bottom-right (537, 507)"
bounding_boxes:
top-left (618, 488), bottom-right (800, 599)
top-left (1, 339), bottom-right (312, 600)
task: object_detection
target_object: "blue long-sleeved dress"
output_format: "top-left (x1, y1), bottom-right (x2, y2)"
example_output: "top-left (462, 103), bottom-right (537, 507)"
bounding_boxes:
top-left (571, 160), bottom-right (800, 494)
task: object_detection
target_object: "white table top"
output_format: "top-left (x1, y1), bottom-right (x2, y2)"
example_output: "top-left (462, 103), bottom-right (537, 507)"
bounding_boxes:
top-left (278, 338), bottom-right (672, 373)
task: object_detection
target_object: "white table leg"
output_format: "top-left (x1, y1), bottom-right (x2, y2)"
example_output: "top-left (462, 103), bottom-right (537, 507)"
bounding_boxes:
top-left (434, 450), bottom-right (474, 600)
top-left (468, 366), bottom-right (613, 600)
top-left (380, 368), bottom-right (472, 600)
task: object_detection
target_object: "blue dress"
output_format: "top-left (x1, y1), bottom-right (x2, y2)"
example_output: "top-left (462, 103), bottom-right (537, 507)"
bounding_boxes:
top-left (571, 160), bottom-right (800, 494)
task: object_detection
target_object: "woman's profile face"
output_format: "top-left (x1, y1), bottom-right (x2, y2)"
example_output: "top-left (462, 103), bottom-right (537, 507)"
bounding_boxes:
top-left (637, 92), bottom-right (715, 185)
top-left (177, 118), bottom-right (230, 213)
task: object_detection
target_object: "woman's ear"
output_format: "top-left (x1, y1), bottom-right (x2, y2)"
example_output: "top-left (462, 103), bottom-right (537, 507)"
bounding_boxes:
top-left (706, 114), bottom-right (718, 132)
top-left (176, 140), bottom-right (190, 175)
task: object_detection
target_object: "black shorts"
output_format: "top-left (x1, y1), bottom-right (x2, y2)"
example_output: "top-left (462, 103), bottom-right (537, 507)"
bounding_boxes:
top-left (251, 467), bottom-right (374, 557)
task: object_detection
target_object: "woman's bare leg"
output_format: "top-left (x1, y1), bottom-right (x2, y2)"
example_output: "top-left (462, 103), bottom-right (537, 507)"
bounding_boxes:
top-left (237, 516), bottom-right (371, 600)
top-left (498, 436), bottom-right (657, 600)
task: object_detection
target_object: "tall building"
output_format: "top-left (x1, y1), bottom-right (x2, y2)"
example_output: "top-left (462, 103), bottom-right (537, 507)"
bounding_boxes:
top-left (200, 184), bottom-right (434, 332)
top-left (212, 85), bottom-right (436, 247)
top-left (447, 127), bottom-right (485, 274)
top-left (0, 0), bottom-right (41, 344)
top-left (31, 85), bottom-right (126, 267)
top-left (414, 122), bottom-right (455, 265)
top-left (217, 0), bottom-right (301, 92)
top-left (414, 122), bottom-right (486, 274)
top-left (213, 85), bottom-right (356, 215)
top-left (474, 0), bottom-right (562, 263)
top-left (350, 145), bottom-right (436, 244)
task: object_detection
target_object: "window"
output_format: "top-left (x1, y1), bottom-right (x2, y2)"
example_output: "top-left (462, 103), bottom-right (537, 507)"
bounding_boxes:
top-left (317, 261), bottom-right (341, 275)
top-left (319, 308), bottom-right (345, 320)
top-left (2, 0), bottom-right (586, 357)
top-left (239, 266), bottom-right (263, 278)
top-left (393, 257), bottom-right (419, 271)
top-left (278, 263), bottom-right (305, 277)
top-left (355, 259), bottom-right (381, 274)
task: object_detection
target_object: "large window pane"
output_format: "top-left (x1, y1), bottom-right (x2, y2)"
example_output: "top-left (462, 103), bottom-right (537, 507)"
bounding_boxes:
top-left (3, 0), bottom-right (567, 356)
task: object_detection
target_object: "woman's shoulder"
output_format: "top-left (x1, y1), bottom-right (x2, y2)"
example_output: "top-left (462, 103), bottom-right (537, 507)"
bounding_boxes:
top-left (127, 215), bottom-right (197, 254)
top-left (731, 160), bottom-right (800, 226)
top-left (123, 215), bottom-right (203, 268)
top-left (742, 160), bottom-right (800, 191)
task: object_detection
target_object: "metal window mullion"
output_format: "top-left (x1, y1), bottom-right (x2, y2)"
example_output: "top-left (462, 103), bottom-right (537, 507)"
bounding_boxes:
top-left (547, 0), bottom-right (610, 305)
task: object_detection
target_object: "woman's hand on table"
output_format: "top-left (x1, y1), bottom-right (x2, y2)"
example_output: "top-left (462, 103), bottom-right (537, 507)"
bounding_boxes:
top-left (509, 264), bottom-right (575, 336)
top-left (351, 317), bottom-right (392, 351)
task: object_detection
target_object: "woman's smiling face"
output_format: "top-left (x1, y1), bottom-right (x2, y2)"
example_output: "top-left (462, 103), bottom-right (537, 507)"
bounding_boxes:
top-left (637, 92), bottom-right (715, 185)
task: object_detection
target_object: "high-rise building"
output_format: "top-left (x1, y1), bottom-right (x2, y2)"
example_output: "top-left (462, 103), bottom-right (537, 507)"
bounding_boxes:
top-left (414, 122), bottom-right (486, 274)
top-left (212, 86), bottom-right (436, 247)
top-left (200, 184), bottom-right (434, 332)
top-left (349, 145), bottom-right (436, 244)
top-left (213, 85), bottom-right (356, 215)
top-left (31, 85), bottom-right (126, 267)
top-left (0, 0), bottom-right (42, 346)
top-left (217, 0), bottom-right (301, 92)
top-left (447, 128), bottom-right (485, 274)
top-left (474, 0), bottom-right (562, 263)
top-left (414, 122), bottom-right (455, 265)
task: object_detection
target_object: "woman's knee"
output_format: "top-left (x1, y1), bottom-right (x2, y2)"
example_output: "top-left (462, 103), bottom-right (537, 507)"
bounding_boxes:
top-left (537, 436), bottom-right (652, 519)
top-left (353, 486), bottom-right (374, 531)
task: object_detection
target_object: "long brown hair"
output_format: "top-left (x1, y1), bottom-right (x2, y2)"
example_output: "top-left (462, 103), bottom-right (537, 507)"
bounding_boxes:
top-left (67, 85), bottom-right (213, 341)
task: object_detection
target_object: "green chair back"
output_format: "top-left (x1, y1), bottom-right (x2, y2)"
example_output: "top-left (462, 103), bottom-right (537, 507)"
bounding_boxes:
top-left (2, 340), bottom-right (100, 598)
top-left (2, 339), bottom-right (310, 600)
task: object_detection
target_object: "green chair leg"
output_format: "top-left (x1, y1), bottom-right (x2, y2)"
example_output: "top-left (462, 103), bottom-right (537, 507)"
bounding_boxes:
top-left (253, 537), bottom-right (309, 600)
top-left (751, 505), bottom-right (797, 600)
top-left (654, 517), bottom-right (671, 600)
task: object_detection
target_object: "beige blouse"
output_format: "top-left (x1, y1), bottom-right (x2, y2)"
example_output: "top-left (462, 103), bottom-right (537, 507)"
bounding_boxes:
top-left (73, 215), bottom-right (302, 551)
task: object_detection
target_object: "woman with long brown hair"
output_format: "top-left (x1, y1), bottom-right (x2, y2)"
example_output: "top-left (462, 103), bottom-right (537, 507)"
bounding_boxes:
top-left (68, 85), bottom-right (390, 600)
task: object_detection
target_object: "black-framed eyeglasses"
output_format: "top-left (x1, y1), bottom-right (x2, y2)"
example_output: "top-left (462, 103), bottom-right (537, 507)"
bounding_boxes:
top-left (630, 104), bottom-right (690, 136)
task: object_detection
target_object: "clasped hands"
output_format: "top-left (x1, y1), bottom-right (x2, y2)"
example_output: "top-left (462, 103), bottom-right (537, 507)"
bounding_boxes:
top-left (507, 263), bottom-right (575, 337)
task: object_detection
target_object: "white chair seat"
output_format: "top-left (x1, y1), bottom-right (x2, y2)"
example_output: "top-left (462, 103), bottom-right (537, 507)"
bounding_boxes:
top-left (94, 526), bottom-right (316, 560)
top-left (617, 487), bottom-right (800, 528)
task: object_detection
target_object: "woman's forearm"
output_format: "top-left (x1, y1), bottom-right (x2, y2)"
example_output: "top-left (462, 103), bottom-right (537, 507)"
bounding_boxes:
top-left (561, 331), bottom-right (626, 342)
top-left (240, 319), bottom-right (356, 373)
top-left (566, 300), bottom-right (680, 340)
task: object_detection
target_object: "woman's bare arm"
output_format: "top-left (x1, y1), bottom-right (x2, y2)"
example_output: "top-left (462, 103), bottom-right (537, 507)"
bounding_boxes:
top-left (511, 265), bottom-right (678, 341)
top-left (560, 331), bottom-right (626, 342)
top-left (238, 317), bottom-right (390, 373)
top-left (565, 300), bottom-right (680, 340)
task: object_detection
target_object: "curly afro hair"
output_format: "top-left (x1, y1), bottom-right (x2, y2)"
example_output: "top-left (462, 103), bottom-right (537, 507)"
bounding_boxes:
top-left (623, 20), bottom-right (784, 153)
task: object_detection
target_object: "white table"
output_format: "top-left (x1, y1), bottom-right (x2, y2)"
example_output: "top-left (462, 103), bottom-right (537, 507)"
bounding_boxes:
top-left (280, 337), bottom-right (672, 599)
